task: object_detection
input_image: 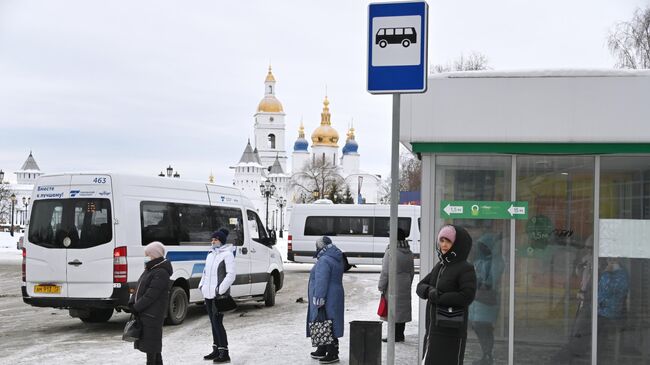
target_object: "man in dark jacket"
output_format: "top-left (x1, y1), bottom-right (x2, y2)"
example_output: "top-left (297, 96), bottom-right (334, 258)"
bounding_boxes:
top-left (129, 241), bottom-right (173, 365)
top-left (416, 225), bottom-right (477, 365)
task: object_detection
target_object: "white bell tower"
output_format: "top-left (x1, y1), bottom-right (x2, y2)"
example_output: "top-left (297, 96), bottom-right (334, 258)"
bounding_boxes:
top-left (254, 66), bottom-right (287, 172)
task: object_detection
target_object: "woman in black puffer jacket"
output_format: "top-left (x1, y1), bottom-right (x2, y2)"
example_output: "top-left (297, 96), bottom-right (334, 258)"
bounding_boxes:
top-left (129, 241), bottom-right (173, 365)
top-left (417, 225), bottom-right (477, 365)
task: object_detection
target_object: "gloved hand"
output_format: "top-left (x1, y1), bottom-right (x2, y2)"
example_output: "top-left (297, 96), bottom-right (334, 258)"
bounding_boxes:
top-left (313, 297), bottom-right (326, 307)
top-left (416, 283), bottom-right (432, 299)
top-left (427, 288), bottom-right (439, 302)
top-left (128, 302), bottom-right (137, 313)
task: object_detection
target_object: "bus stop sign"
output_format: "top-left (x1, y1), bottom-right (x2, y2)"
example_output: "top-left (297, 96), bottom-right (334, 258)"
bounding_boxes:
top-left (367, 1), bottom-right (428, 94)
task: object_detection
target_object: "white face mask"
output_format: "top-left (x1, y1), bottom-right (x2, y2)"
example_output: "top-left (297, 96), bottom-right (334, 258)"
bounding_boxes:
top-left (144, 256), bottom-right (152, 263)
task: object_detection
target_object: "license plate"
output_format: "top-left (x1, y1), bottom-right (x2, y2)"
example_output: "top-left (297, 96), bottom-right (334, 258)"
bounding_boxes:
top-left (34, 285), bottom-right (61, 294)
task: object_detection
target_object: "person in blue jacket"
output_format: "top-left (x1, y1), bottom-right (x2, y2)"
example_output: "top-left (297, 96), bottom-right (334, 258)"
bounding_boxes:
top-left (468, 233), bottom-right (504, 365)
top-left (306, 236), bottom-right (345, 364)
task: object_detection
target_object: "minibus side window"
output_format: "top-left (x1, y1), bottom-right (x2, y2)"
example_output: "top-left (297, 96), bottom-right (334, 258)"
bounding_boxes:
top-left (304, 216), bottom-right (336, 236)
top-left (177, 204), bottom-right (211, 246)
top-left (335, 216), bottom-right (373, 236)
top-left (213, 207), bottom-right (244, 246)
top-left (247, 210), bottom-right (269, 244)
top-left (373, 217), bottom-right (411, 237)
top-left (141, 202), bottom-right (179, 246)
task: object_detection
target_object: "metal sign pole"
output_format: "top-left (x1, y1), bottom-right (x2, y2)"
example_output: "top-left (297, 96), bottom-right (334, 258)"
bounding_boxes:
top-left (387, 93), bottom-right (400, 365)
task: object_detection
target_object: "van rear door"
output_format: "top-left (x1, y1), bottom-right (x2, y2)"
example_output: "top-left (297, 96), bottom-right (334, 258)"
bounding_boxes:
top-left (65, 175), bottom-right (114, 298)
top-left (26, 175), bottom-right (72, 298)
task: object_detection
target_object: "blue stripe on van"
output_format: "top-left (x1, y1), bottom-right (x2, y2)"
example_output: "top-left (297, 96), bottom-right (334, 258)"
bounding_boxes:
top-left (192, 264), bottom-right (205, 275)
top-left (166, 251), bottom-right (209, 262)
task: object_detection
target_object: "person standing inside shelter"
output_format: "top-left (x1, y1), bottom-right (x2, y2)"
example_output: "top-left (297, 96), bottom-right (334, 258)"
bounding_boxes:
top-left (129, 241), bottom-right (173, 365)
top-left (378, 228), bottom-right (415, 342)
top-left (469, 233), bottom-right (504, 365)
top-left (307, 236), bottom-right (345, 364)
top-left (199, 229), bottom-right (236, 363)
top-left (417, 225), bottom-right (477, 365)
top-left (597, 257), bottom-right (629, 357)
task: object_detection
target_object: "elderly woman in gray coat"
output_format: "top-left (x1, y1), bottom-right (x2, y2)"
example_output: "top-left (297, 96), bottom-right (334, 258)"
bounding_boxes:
top-left (378, 228), bottom-right (415, 342)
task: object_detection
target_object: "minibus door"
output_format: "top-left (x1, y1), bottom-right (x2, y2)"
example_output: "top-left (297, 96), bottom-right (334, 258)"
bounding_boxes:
top-left (25, 175), bottom-right (72, 298)
top-left (65, 175), bottom-right (115, 299)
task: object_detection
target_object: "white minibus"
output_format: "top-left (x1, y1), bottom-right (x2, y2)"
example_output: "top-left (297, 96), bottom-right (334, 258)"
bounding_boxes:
top-left (22, 173), bottom-right (284, 324)
top-left (287, 204), bottom-right (420, 266)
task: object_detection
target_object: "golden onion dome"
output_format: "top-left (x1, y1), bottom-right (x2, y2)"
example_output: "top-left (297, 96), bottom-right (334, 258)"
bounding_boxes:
top-left (257, 96), bottom-right (284, 113)
top-left (311, 96), bottom-right (339, 147)
top-left (265, 66), bottom-right (276, 82)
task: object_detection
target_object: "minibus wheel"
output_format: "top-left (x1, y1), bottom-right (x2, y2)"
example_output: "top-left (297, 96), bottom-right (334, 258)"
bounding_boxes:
top-left (402, 39), bottom-right (410, 47)
top-left (165, 286), bottom-right (188, 325)
top-left (79, 308), bottom-right (113, 323)
top-left (264, 276), bottom-right (276, 307)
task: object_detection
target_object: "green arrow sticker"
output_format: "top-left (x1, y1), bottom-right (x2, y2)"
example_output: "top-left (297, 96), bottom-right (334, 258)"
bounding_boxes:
top-left (440, 200), bottom-right (528, 220)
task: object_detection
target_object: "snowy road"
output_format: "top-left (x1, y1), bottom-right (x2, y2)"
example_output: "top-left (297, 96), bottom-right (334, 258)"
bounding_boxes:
top-left (0, 262), bottom-right (423, 365)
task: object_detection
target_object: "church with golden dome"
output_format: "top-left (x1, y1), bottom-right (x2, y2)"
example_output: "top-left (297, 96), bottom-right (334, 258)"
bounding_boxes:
top-left (232, 67), bottom-right (381, 227)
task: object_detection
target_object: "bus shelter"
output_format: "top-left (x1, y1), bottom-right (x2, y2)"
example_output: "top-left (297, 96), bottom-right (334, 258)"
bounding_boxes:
top-left (400, 70), bottom-right (650, 364)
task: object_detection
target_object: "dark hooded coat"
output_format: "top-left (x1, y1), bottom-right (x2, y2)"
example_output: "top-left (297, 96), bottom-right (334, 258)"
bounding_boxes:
top-left (129, 257), bottom-right (173, 354)
top-left (416, 225), bottom-right (477, 365)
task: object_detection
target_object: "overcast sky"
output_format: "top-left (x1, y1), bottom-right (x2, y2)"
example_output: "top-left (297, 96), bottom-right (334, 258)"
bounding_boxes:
top-left (0, 0), bottom-right (647, 184)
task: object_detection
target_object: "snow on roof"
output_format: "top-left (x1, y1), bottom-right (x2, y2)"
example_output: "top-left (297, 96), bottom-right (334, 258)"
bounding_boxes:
top-left (432, 68), bottom-right (650, 79)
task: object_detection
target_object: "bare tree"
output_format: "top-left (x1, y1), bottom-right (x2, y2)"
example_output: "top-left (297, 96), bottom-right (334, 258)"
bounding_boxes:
top-left (378, 176), bottom-right (391, 204)
top-left (399, 152), bottom-right (422, 192)
top-left (0, 183), bottom-right (12, 225)
top-left (432, 52), bottom-right (490, 73)
top-left (290, 159), bottom-right (346, 203)
top-left (608, 7), bottom-right (650, 69)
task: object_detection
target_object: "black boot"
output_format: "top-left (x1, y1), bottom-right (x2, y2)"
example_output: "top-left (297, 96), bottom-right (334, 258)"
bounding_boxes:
top-left (213, 348), bottom-right (230, 363)
top-left (204, 345), bottom-right (219, 360)
top-left (310, 346), bottom-right (327, 359)
top-left (319, 344), bottom-right (339, 364)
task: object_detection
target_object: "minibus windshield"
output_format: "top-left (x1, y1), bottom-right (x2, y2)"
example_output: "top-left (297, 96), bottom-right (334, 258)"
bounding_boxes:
top-left (28, 198), bottom-right (112, 249)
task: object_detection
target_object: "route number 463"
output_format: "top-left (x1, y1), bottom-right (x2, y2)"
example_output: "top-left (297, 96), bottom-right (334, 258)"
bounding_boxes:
top-left (92, 177), bottom-right (107, 184)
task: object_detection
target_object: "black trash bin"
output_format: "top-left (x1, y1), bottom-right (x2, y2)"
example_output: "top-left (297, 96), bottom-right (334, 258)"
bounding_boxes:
top-left (349, 320), bottom-right (382, 365)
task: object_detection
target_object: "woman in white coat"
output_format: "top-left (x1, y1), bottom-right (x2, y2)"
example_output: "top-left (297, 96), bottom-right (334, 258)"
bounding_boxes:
top-left (199, 228), bottom-right (236, 363)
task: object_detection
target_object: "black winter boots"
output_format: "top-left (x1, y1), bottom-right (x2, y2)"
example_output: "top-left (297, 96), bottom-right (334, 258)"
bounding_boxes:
top-left (204, 346), bottom-right (219, 360)
top-left (213, 348), bottom-right (230, 363)
top-left (310, 346), bottom-right (327, 359)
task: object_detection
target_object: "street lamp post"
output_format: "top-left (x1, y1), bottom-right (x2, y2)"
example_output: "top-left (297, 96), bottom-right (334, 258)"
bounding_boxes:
top-left (259, 179), bottom-right (276, 231)
top-left (22, 196), bottom-right (31, 227)
top-left (159, 165), bottom-right (180, 178)
top-left (10, 194), bottom-right (16, 237)
top-left (276, 197), bottom-right (286, 238)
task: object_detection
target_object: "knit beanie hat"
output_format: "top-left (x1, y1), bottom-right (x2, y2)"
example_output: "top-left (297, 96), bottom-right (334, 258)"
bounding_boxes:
top-left (437, 225), bottom-right (456, 244)
top-left (144, 241), bottom-right (165, 259)
top-left (315, 236), bottom-right (332, 251)
top-left (211, 228), bottom-right (229, 243)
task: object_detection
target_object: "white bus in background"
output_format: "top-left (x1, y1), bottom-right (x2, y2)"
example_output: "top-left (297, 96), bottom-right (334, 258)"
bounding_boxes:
top-left (287, 204), bottom-right (420, 266)
top-left (22, 173), bottom-right (284, 324)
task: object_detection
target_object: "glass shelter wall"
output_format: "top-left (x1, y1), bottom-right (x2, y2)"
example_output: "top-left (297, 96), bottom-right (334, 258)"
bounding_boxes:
top-left (429, 154), bottom-right (650, 364)
top-left (514, 156), bottom-right (595, 364)
top-left (435, 156), bottom-right (512, 365)
top-left (597, 157), bottom-right (650, 364)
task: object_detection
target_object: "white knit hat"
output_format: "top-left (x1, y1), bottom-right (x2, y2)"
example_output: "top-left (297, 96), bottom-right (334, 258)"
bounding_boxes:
top-left (144, 241), bottom-right (165, 259)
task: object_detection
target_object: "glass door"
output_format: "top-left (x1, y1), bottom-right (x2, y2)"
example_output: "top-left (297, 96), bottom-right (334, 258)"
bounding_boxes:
top-left (513, 156), bottom-right (595, 364)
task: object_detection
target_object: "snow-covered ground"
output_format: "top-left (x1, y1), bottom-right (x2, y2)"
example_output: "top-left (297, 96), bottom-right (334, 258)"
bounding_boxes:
top-left (0, 246), bottom-right (425, 364)
top-left (0, 232), bottom-right (22, 264)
